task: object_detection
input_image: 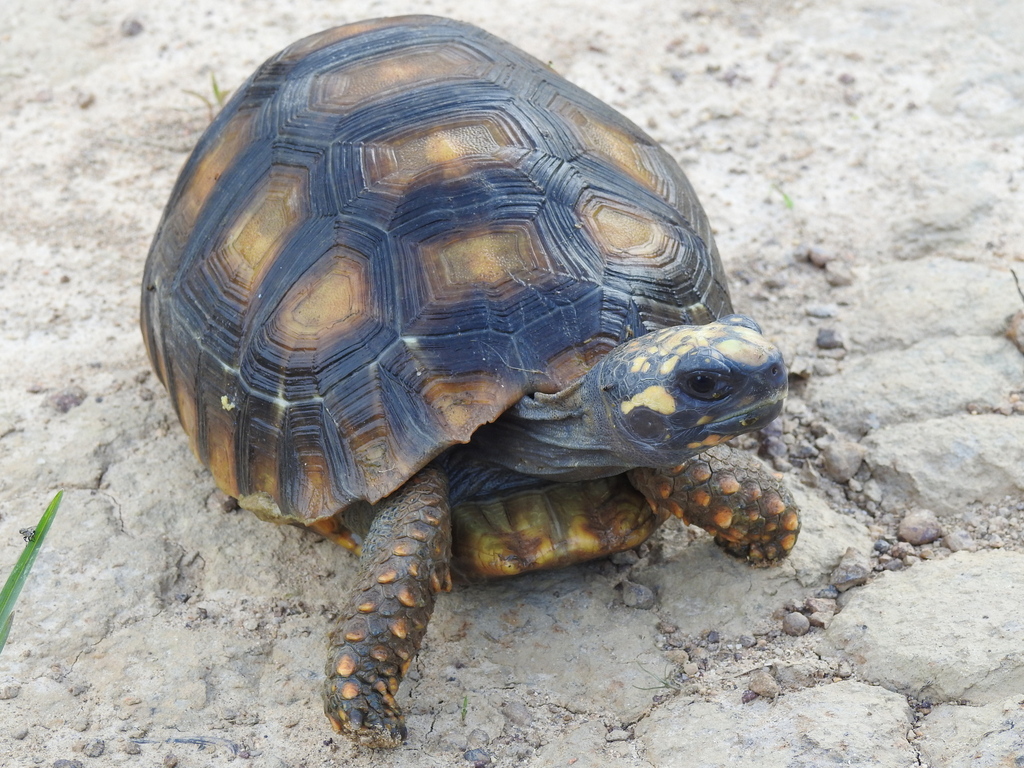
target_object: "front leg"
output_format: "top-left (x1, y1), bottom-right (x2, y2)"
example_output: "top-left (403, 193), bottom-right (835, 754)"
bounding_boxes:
top-left (629, 444), bottom-right (799, 563)
top-left (323, 466), bottom-right (452, 748)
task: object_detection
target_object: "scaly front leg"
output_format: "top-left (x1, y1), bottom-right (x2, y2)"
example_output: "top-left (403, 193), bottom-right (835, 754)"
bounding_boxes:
top-left (323, 466), bottom-right (452, 747)
top-left (630, 444), bottom-right (800, 563)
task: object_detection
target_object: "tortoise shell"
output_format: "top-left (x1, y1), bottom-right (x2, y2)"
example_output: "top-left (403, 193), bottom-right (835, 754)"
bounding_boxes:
top-left (141, 15), bottom-right (731, 525)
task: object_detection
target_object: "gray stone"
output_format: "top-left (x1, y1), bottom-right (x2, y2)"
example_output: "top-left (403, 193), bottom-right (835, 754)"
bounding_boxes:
top-left (865, 415), bottom-right (1024, 515)
top-left (943, 529), bottom-right (977, 552)
top-left (620, 580), bottom-right (656, 610)
top-left (818, 551), bottom-right (1024, 705)
top-left (747, 669), bottom-right (780, 699)
top-left (830, 547), bottom-right (872, 592)
top-left (636, 681), bottom-right (916, 767)
top-left (808, 336), bottom-right (1024, 436)
top-left (898, 509), bottom-right (943, 545)
top-left (820, 439), bottom-right (867, 483)
top-left (782, 612), bottom-right (810, 637)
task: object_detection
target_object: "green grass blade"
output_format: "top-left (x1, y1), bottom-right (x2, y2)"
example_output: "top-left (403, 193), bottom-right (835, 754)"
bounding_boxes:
top-left (0, 490), bottom-right (63, 654)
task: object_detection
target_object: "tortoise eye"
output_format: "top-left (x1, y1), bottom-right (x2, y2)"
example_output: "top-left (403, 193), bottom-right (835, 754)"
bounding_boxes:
top-left (680, 372), bottom-right (729, 401)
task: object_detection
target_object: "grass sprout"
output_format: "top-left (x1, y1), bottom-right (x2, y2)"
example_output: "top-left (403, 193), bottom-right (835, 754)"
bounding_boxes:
top-left (0, 490), bottom-right (63, 654)
top-left (633, 660), bottom-right (687, 691)
top-left (771, 184), bottom-right (794, 210)
top-left (184, 73), bottom-right (232, 121)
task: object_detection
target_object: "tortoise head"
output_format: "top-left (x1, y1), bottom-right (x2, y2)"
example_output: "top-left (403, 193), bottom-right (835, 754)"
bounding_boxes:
top-left (588, 315), bottom-right (787, 467)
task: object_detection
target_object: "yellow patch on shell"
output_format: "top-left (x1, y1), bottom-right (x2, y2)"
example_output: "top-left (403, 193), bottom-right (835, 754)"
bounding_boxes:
top-left (620, 385), bottom-right (676, 416)
top-left (174, 110), bottom-right (256, 235)
top-left (209, 167), bottom-right (308, 296)
top-left (311, 45), bottom-right (487, 113)
top-left (223, 168), bottom-right (306, 271)
top-left (580, 200), bottom-right (674, 266)
top-left (365, 120), bottom-right (518, 186)
top-left (557, 102), bottom-right (665, 194)
top-left (286, 247), bottom-right (368, 332)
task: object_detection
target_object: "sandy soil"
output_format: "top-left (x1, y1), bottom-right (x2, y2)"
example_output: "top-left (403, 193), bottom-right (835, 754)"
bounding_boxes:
top-left (1, 0), bottom-right (1023, 766)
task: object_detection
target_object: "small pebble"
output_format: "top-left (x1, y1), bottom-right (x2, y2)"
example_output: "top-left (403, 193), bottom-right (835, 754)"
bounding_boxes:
top-left (122, 740), bottom-right (142, 755)
top-left (830, 548), bottom-right (871, 592)
top-left (898, 509), bottom-right (943, 545)
top-left (825, 261), bottom-right (855, 286)
top-left (621, 580), bottom-right (656, 610)
top-left (741, 689), bottom-right (759, 704)
top-left (805, 303), bottom-right (838, 318)
top-left (804, 597), bottom-right (837, 614)
top-left (13, 728), bottom-right (28, 740)
top-left (808, 611), bottom-right (833, 628)
top-left (820, 439), bottom-right (866, 483)
top-left (873, 539), bottom-right (892, 553)
top-left (83, 740), bottom-right (105, 758)
top-left (502, 701), bottom-right (533, 728)
top-left (606, 729), bottom-right (631, 742)
top-left (0, 684), bottom-right (21, 700)
top-left (48, 386), bottom-right (87, 413)
top-left (748, 669), bottom-right (780, 698)
top-left (682, 662), bottom-right (699, 676)
top-left (610, 550), bottom-right (640, 566)
top-left (54, 762), bottom-right (84, 768)
top-left (121, 17), bottom-right (144, 36)
top-left (464, 747), bottom-right (492, 766)
top-left (943, 529), bottom-right (976, 553)
top-left (163, 754), bottom-right (179, 768)
top-left (815, 328), bottom-right (846, 350)
top-left (782, 611), bottom-right (810, 636)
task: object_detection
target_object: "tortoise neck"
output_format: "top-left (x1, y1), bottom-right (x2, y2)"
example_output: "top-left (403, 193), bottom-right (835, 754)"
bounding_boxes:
top-left (467, 378), bottom-right (630, 482)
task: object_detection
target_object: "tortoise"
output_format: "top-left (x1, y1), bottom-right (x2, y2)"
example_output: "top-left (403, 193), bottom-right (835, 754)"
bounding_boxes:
top-left (140, 15), bottom-right (799, 748)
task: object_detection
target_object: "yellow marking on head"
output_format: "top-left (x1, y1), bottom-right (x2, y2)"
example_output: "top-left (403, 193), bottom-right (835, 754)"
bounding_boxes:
top-left (716, 337), bottom-right (772, 367)
top-left (620, 385), bottom-right (676, 415)
top-left (696, 415), bottom-right (713, 426)
top-left (659, 355), bottom-right (679, 375)
top-left (686, 434), bottom-right (728, 449)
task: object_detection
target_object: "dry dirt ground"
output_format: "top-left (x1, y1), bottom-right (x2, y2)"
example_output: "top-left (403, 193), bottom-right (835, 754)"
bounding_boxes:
top-left (2, 1), bottom-right (1024, 766)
